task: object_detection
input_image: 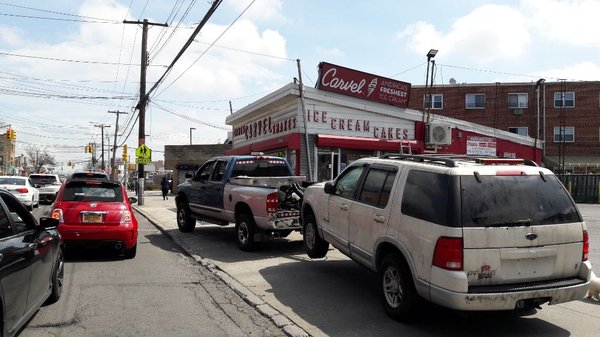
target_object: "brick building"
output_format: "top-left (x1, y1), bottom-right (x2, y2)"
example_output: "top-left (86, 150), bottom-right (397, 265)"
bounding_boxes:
top-left (408, 81), bottom-right (600, 173)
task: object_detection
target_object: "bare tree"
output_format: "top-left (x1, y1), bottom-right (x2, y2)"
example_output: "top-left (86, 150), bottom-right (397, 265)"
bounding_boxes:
top-left (24, 145), bottom-right (56, 173)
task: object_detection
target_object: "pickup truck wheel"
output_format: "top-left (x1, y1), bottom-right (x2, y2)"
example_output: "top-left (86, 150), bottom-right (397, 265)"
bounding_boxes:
top-left (378, 253), bottom-right (417, 321)
top-left (303, 214), bottom-right (329, 258)
top-left (177, 203), bottom-right (196, 232)
top-left (236, 213), bottom-right (258, 251)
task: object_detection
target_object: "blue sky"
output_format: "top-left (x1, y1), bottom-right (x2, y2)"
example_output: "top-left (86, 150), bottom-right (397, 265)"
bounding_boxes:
top-left (1, 0), bottom-right (599, 166)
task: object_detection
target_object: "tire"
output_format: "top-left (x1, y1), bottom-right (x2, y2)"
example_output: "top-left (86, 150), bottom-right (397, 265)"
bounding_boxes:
top-left (235, 213), bottom-right (258, 251)
top-left (378, 253), bottom-right (418, 321)
top-left (176, 201), bottom-right (196, 232)
top-left (46, 248), bottom-right (64, 304)
top-left (303, 213), bottom-right (329, 258)
top-left (124, 244), bottom-right (137, 259)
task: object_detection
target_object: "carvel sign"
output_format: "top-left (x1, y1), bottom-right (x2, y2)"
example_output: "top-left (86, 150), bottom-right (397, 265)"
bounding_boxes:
top-left (317, 62), bottom-right (411, 108)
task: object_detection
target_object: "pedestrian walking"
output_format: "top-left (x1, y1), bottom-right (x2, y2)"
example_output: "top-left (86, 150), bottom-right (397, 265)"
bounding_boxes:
top-left (161, 176), bottom-right (170, 200)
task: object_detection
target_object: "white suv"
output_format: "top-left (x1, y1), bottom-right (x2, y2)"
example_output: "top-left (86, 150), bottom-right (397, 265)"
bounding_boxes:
top-left (301, 154), bottom-right (593, 321)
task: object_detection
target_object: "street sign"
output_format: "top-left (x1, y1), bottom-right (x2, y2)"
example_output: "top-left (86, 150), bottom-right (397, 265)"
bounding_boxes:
top-left (135, 144), bottom-right (152, 159)
top-left (135, 157), bottom-right (151, 164)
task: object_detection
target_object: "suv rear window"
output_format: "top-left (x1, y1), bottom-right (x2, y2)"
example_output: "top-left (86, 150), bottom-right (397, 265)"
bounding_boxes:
top-left (231, 159), bottom-right (290, 177)
top-left (461, 174), bottom-right (581, 227)
top-left (30, 175), bottom-right (60, 185)
top-left (62, 181), bottom-right (123, 202)
top-left (71, 172), bottom-right (109, 180)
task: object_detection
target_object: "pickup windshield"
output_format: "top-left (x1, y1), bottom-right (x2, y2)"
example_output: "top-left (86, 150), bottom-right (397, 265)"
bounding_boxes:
top-left (231, 159), bottom-right (290, 177)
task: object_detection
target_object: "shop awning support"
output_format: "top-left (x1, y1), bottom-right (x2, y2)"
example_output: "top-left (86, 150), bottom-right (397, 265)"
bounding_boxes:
top-left (297, 59), bottom-right (313, 181)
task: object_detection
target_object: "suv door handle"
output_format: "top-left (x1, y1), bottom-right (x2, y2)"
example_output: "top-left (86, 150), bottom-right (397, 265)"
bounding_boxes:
top-left (340, 204), bottom-right (349, 211)
top-left (374, 215), bottom-right (386, 223)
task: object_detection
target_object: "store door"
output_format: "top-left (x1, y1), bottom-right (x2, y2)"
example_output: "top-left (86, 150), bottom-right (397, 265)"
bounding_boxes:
top-left (317, 152), bottom-right (339, 181)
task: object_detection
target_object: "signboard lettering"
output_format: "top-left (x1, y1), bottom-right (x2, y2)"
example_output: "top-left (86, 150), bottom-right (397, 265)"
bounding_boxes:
top-left (317, 62), bottom-right (411, 108)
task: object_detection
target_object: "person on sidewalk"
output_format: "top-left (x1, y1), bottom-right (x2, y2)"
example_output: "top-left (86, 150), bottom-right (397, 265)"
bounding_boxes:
top-left (161, 176), bottom-right (170, 200)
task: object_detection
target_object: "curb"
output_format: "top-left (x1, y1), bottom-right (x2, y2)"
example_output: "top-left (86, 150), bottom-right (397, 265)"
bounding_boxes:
top-left (133, 205), bottom-right (310, 337)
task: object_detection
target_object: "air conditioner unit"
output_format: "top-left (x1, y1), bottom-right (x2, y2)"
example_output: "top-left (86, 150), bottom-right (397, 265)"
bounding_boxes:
top-left (426, 123), bottom-right (452, 145)
top-left (512, 108), bottom-right (524, 115)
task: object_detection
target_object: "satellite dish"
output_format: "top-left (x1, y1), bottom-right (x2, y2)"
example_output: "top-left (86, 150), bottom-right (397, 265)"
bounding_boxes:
top-left (449, 78), bottom-right (457, 84)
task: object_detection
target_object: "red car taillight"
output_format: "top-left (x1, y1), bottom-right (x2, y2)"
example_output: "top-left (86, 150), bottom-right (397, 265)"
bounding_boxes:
top-left (583, 230), bottom-right (589, 261)
top-left (51, 209), bottom-right (64, 223)
top-left (15, 188), bottom-right (28, 193)
top-left (433, 237), bottom-right (463, 271)
top-left (121, 210), bottom-right (132, 224)
top-left (266, 192), bottom-right (278, 214)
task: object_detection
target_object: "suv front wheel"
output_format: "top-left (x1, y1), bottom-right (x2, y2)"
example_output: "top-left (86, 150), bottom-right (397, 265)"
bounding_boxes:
top-left (378, 253), bottom-right (418, 321)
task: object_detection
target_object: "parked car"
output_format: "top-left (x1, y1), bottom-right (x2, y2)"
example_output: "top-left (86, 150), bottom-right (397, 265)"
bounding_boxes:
top-left (0, 176), bottom-right (40, 210)
top-left (70, 171), bottom-right (110, 180)
top-left (301, 154), bottom-right (593, 321)
top-left (0, 190), bottom-right (63, 337)
top-left (29, 173), bottom-right (62, 204)
top-left (50, 179), bottom-right (138, 258)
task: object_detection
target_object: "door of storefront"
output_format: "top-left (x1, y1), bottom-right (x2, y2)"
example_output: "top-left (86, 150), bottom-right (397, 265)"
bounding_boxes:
top-left (317, 151), bottom-right (339, 181)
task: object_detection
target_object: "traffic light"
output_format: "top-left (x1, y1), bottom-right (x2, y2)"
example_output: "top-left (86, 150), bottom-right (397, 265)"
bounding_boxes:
top-left (84, 144), bottom-right (94, 153)
top-left (122, 144), bottom-right (128, 161)
top-left (10, 129), bottom-right (15, 139)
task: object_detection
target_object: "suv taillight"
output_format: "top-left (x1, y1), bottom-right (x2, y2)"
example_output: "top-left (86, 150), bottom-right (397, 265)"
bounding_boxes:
top-left (583, 230), bottom-right (589, 261)
top-left (433, 237), bottom-right (463, 271)
top-left (51, 209), bottom-right (64, 223)
top-left (266, 192), bottom-right (278, 214)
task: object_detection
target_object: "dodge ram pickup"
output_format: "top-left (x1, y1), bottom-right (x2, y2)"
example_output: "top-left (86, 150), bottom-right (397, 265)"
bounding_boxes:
top-left (175, 154), bottom-right (305, 251)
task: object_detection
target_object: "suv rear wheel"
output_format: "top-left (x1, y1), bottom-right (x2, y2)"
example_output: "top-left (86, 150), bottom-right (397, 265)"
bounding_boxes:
top-left (303, 213), bottom-right (329, 258)
top-left (378, 253), bottom-right (417, 321)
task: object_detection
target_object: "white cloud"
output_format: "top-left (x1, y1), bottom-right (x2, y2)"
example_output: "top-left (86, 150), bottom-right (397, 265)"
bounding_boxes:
top-left (541, 61), bottom-right (600, 81)
top-left (523, 0), bottom-right (600, 47)
top-left (226, 0), bottom-right (284, 22)
top-left (398, 5), bottom-right (530, 64)
top-left (0, 26), bottom-right (25, 47)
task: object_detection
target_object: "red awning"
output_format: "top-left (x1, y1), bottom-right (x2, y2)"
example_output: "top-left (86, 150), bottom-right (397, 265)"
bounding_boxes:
top-left (316, 134), bottom-right (423, 153)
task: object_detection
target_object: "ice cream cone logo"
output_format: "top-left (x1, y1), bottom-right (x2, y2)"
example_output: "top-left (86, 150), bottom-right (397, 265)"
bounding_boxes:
top-left (367, 78), bottom-right (377, 96)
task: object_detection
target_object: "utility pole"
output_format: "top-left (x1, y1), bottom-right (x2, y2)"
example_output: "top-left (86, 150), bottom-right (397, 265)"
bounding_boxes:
top-left (94, 124), bottom-right (111, 171)
top-left (124, 19), bottom-right (168, 205)
top-left (108, 110), bottom-right (128, 180)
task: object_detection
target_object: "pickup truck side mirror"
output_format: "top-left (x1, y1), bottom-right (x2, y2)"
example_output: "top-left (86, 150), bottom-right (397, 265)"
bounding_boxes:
top-left (324, 181), bottom-right (335, 194)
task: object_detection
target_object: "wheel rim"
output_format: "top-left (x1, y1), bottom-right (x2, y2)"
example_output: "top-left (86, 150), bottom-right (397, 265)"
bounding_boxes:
top-left (237, 221), bottom-right (248, 245)
top-left (177, 208), bottom-right (185, 226)
top-left (382, 265), bottom-right (403, 308)
top-left (305, 222), bottom-right (316, 250)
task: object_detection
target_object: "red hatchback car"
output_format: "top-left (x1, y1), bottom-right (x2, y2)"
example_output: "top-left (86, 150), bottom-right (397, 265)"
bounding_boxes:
top-left (50, 179), bottom-right (138, 259)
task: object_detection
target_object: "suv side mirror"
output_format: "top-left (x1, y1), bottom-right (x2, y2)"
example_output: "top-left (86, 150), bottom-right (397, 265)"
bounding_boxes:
top-left (185, 172), bottom-right (193, 179)
top-left (324, 181), bottom-right (335, 194)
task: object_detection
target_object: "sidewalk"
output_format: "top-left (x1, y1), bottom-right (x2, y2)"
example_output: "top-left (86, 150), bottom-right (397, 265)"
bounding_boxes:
top-left (132, 190), bottom-right (309, 337)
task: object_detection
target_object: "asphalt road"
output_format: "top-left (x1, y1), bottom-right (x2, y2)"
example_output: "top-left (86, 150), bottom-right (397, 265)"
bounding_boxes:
top-left (20, 205), bottom-right (287, 337)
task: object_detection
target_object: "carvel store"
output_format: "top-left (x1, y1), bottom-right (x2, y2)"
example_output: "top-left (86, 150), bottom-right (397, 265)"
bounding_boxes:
top-left (225, 62), bottom-right (542, 181)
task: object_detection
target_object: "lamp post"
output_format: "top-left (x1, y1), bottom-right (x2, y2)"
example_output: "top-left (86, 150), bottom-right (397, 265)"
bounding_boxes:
top-left (189, 127), bottom-right (196, 145)
top-left (423, 49), bottom-right (438, 139)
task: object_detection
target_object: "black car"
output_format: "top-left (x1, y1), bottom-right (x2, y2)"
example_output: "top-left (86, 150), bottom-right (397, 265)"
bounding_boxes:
top-left (0, 190), bottom-right (64, 337)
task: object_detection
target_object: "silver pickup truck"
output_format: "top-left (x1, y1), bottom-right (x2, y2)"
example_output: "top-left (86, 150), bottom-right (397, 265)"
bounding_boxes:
top-left (175, 154), bottom-right (305, 251)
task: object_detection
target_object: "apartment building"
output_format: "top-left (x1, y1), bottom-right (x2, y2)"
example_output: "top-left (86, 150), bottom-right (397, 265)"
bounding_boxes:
top-left (409, 81), bottom-right (600, 173)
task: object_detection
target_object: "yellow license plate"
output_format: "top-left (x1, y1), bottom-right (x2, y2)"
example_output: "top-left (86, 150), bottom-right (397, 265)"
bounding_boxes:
top-left (82, 214), bottom-right (103, 223)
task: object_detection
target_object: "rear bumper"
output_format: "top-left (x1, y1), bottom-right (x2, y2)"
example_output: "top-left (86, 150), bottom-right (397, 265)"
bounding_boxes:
top-left (59, 224), bottom-right (137, 249)
top-left (428, 261), bottom-right (593, 311)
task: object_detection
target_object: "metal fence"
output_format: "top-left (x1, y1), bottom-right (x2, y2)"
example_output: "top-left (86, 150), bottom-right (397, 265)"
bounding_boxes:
top-left (557, 174), bottom-right (600, 204)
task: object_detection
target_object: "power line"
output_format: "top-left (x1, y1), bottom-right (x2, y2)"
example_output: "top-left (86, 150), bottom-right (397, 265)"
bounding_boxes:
top-left (0, 51), bottom-right (167, 67)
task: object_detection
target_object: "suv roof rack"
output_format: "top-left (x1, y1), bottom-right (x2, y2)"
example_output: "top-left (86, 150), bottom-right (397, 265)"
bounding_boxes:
top-left (379, 153), bottom-right (538, 168)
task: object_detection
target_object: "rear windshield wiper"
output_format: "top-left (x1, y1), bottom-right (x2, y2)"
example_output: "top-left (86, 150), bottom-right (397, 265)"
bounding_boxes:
top-left (473, 218), bottom-right (532, 227)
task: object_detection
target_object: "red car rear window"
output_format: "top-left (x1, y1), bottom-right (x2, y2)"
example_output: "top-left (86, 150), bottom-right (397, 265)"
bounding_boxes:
top-left (62, 181), bottom-right (123, 202)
